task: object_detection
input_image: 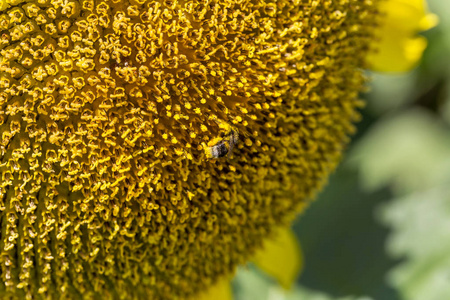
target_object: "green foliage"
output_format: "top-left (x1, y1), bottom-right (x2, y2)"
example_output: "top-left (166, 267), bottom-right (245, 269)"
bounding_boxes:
top-left (350, 108), bottom-right (450, 194)
top-left (380, 185), bottom-right (450, 300)
top-left (234, 267), bottom-right (374, 300)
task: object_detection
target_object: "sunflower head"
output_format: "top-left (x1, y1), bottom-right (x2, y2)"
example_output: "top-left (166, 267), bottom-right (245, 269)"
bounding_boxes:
top-left (0, 0), bottom-right (376, 299)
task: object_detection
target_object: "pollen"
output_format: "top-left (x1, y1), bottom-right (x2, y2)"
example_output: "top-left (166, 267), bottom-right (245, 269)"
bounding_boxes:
top-left (0, 0), bottom-right (377, 299)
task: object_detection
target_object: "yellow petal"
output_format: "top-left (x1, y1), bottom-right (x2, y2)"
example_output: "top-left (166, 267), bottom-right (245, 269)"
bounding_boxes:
top-left (195, 276), bottom-right (233, 300)
top-left (252, 227), bottom-right (303, 290)
top-left (368, 0), bottom-right (438, 72)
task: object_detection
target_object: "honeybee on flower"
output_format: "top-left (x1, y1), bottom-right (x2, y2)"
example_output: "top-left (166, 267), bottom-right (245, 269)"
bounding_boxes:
top-left (203, 119), bottom-right (239, 159)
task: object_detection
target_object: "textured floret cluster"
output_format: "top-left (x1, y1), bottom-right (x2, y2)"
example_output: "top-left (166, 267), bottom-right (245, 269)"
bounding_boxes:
top-left (0, 0), bottom-right (376, 299)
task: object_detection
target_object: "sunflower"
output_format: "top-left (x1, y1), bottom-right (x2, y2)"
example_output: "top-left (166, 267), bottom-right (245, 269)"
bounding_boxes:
top-left (0, 0), bottom-right (436, 299)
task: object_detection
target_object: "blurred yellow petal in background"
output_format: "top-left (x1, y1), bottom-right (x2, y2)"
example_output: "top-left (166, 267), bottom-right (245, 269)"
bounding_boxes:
top-left (196, 276), bottom-right (233, 300)
top-left (252, 227), bottom-right (303, 290)
top-left (368, 0), bottom-right (438, 72)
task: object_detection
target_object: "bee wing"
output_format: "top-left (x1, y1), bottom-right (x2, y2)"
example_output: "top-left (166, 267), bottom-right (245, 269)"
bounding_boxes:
top-left (227, 141), bottom-right (234, 158)
top-left (227, 130), bottom-right (239, 158)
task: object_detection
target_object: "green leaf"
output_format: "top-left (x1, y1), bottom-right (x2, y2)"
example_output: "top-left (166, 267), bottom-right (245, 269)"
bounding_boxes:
top-left (349, 108), bottom-right (450, 194)
top-left (233, 267), bottom-right (373, 300)
top-left (379, 185), bottom-right (450, 300)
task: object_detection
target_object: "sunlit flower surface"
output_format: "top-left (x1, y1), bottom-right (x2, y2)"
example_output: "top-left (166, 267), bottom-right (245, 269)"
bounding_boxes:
top-left (0, 0), bottom-right (384, 299)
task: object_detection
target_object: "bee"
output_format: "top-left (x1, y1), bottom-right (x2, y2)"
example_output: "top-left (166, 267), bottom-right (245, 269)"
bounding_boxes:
top-left (204, 126), bottom-right (239, 159)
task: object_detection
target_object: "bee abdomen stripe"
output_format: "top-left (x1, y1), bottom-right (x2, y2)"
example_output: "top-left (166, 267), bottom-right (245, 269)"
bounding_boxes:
top-left (211, 141), bottom-right (228, 158)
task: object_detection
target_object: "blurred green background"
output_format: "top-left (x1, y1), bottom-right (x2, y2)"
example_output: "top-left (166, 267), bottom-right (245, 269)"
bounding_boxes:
top-left (232, 1), bottom-right (450, 299)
